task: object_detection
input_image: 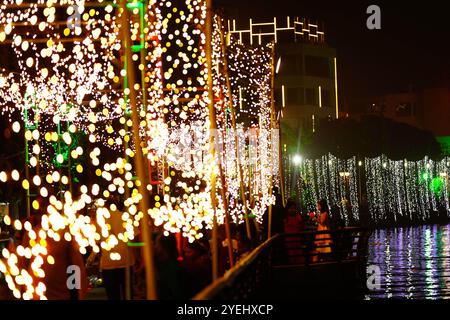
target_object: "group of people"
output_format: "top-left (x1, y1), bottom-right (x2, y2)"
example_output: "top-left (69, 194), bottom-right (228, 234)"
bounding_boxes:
top-left (265, 194), bottom-right (335, 264)
top-left (1, 192), bottom-right (339, 300)
top-left (1, 195), bottom-right (221, 300)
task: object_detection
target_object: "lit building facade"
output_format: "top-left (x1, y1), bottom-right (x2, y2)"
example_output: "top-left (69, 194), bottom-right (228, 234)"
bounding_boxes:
top-left (227, 17), bottom-right (340, 153)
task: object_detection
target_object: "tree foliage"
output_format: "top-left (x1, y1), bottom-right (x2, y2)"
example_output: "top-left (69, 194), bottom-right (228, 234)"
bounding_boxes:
top-left (303, 115), bottom-right (442, 160)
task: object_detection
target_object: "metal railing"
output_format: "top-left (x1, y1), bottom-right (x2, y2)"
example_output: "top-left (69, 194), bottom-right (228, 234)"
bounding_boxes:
top-left (193, 235), bottom-right (277, 300)
top-left (194, 227), bottom-right (371, 300)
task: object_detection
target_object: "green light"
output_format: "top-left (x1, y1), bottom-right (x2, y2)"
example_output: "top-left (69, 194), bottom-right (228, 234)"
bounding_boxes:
top-left (126, 1), bottom-right (143, 10)
top-left (131, 44), bottom-right (144, 52)
top-left (127, 242), bottom-right (145, 247)
top-left (431, 177), bottom-right (445, 196)
top-left (437, 136), bottom-right (450, 156)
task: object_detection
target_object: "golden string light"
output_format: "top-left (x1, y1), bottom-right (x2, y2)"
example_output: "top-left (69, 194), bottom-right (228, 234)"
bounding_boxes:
top-left (0, 0), bottom-right (278, 300)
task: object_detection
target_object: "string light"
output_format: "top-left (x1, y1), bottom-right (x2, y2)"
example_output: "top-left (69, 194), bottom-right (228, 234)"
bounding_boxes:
top-left (289, 154), bottom-right (449, 224)
top-left (0, 0), bottom-right (279, 299)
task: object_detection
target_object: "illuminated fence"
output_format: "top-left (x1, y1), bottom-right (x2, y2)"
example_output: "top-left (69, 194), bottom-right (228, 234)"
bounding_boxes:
top-left (285, 154), bottom-right (450, 224)
top-left (226, 17), bottom-right (325, 45)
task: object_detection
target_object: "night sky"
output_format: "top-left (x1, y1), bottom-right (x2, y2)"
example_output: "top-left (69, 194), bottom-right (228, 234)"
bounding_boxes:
top-left (216, 0), bottom-right (450, 112)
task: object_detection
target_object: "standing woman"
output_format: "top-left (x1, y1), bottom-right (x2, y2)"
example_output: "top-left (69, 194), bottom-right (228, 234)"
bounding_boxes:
top-left (314, 199), bottom-right (332, 262)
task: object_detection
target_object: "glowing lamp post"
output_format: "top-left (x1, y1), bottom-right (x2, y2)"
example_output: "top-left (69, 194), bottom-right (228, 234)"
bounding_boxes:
top-left (339, 171), bottom-right (350, 178)
top-left (293, 154), bottom-right (302, 166)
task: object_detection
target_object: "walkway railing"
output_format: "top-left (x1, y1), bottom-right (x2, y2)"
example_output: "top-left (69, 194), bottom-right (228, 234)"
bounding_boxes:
top-left (193, 235), bottom-right (276, 300)
top-left (193, 227), bottom-right (371, 300)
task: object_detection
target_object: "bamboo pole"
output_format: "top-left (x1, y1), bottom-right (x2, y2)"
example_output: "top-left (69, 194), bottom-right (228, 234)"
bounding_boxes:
top-left (279, 132), bottom-right (286, 207)
top-left (24, 112), bottom-right (31, 218)
top-left (125, 0), bottom-right (149, 300)
top-left (206, 0), bottom-right (219, 281)
top-left (139, 0), bottom-right (148, 113)
top-left (267, 43), bottom-right (277, 239)
top-left (123, 72), bottom-right (132, 302)
top-left (277, 95), bottom-right (286, 206)
top-left (121, 24), bottom-right (133, 301)
top-left (217, 19), bottom-right (252, 241)
top-left (119, 0), bottom-right (157, 300)
top-left (216, 91), bottom-right (235, 268)
top-left (218, 159), bottom-right (235, 268)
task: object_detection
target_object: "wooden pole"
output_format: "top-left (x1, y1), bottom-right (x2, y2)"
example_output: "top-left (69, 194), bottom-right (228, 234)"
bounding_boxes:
top-left (279, 136), bottom-right (286, 207)
top-left (278, 113), bottom-right (286, 207)
top-left (121, 21), bottom-right (133, 302)
top-left (218, 160), bottom-right (235, 268)
top-left (214, 22), bottom-right (235, 269)
top-left (267, 42), bottom-right (277, 239)
top-left (206, 0), bottom-right (219, 281)
top-left (119, 1), bottom-right (157, 300)
top-left (23, 103), bottom-right (31, 218)
top-left (217, 19), bottom-right (252, 241)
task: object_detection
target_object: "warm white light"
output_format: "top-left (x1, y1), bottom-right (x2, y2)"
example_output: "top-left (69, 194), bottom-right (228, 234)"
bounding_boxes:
top-left (293, 154), bottom-right (302, 165)
top-left (11, 170), bottom-right (19, 181)
top-left (276, 57), bottom-right (281, 74)
top-left (12, 122), bottom-right (20, 133)
top-left (56, 154), bottom-right (64, 164)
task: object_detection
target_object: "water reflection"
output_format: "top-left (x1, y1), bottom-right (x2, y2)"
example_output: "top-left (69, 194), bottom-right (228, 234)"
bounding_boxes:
top-left (366, 224), bottom-right (450, 299)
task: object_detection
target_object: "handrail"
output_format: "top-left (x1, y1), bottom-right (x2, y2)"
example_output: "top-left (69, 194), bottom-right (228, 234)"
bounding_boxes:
top-left (193, 227), bottom-right (370, 300)
top-left (193, 234), bottom-right (280, 300)
top-left (282, 226), bottom-right (366, 236)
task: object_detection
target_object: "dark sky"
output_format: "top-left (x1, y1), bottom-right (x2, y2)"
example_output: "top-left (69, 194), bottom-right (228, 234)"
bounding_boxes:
top-left (215, 0), bottom-right (450, 111)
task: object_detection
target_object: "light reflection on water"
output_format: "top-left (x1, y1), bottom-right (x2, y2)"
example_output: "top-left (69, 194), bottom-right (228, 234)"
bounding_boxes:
top-left (366, 224), bottom-right (450, 299)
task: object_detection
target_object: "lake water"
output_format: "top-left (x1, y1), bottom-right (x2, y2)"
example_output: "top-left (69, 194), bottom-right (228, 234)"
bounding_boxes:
top-left (365, 224), bottom-right (450, 299)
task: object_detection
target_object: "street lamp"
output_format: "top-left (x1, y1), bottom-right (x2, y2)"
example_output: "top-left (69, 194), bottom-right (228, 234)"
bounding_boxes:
top-left (339, 171), bottom-right (351, 178)
top-left (293, 154), bottom-right (302, 166)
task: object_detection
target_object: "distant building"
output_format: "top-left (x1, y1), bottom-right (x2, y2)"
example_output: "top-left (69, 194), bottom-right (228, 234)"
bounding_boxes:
top-left (226, 17), bottom-right (339, 153)
top-left (361, 88), bottom-right (450, 155)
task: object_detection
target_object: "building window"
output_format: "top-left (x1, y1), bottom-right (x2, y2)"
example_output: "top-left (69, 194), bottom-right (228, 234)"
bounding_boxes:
top-left (280, 54), bottom-right (302, 75)
top-left (305, 55), bottom-right (330, 78)
top-left (321, 89), bottom-right (332, 107)
top-left (305, 88), bottom-right (316, 105)
top-left (287, 87), bottom-right (301, 105)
